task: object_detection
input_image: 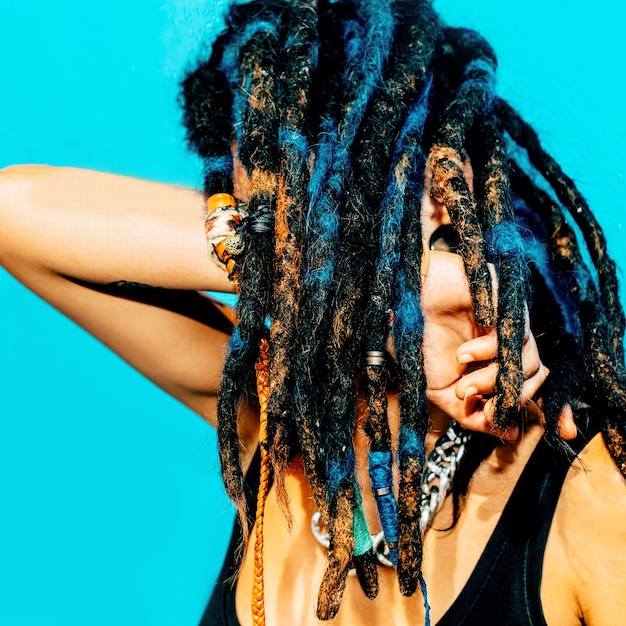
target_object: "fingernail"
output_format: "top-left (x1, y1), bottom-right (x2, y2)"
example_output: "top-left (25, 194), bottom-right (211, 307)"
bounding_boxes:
top-left (458, 353), bottom-right (473, 364)
top-left (503, 425), bottom-right (519, 442)
top-left (463, 386), bottom-right (478, 400)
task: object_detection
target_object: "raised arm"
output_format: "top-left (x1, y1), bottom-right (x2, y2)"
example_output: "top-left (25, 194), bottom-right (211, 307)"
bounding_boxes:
top-left (0, 165), bottom-right (256, 443)
top-left (0, 165), bottom-right (232, 290)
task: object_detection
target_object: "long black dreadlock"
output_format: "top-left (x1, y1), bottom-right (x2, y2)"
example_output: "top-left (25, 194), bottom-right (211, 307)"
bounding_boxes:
top-left (181, 0), bottom-right (626, 620)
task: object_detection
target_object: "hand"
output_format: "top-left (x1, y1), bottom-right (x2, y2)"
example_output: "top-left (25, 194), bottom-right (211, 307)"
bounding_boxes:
top-left (420, 251), bottom-right (575, 441)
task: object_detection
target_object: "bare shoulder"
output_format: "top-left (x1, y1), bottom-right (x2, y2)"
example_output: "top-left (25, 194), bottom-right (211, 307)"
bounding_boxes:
top-left (560, 431), bottom-right (626, 529)
top-left (550, 432), bottom-right (626, 624)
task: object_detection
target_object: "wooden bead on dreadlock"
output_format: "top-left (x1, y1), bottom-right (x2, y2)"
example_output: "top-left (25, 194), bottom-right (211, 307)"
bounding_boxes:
top-left (207, 192), bottom-right (236, 212)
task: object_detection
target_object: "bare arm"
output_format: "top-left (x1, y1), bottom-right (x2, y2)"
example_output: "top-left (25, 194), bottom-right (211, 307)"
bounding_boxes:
top-left (0, 165), bottom-right (233, 290)
top-left (0, 165), bottom-right (257, 443)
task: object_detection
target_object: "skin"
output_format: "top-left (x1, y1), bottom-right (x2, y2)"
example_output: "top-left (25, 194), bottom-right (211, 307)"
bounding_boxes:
top-left (0, 164), bottom-right (624, 624)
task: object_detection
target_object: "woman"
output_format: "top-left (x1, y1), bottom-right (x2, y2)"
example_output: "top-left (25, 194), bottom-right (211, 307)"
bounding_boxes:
top-left (1, 1), bottom-right (625, 625)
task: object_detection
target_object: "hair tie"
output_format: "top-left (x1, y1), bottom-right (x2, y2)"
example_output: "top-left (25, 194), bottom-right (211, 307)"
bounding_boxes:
top-left (246, 203), bottom-right (273, 234)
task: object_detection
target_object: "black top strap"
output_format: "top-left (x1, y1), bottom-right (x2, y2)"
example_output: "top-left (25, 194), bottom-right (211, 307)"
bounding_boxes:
top-left (437, 414), bottom-right (600, 626)
top-left (200, 448), bottom-right (262, 626)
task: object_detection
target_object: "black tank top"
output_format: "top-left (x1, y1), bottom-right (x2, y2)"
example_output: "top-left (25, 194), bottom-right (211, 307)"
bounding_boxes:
top-left (436, 431), bottom-right (587, 626)
top-left (200, 425), bottom-right (597, 626)
top-left (200, 447), bottom-right (261, 626)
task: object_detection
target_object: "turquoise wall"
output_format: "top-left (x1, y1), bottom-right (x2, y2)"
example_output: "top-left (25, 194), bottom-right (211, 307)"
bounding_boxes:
top-left (0, 2), bottom-right (624, 624)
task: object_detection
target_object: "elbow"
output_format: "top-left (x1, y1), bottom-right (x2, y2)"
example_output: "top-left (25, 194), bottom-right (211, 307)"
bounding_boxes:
top-left (0, 164), bottom-right (55, 264)
top-left (0, 163), bottom-right (54, 186)
top-left (0, 163), bottom-right (50, 202)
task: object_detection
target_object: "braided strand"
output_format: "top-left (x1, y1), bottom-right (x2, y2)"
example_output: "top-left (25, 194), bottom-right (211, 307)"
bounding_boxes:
top-left (252, 337), bottom-right (271, 626)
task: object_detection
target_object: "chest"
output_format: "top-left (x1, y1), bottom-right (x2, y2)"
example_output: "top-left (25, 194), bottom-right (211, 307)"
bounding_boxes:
top-left (234, 429), bottom-right (581, 625)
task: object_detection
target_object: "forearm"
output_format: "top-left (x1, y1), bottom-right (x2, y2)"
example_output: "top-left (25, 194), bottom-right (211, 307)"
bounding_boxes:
top-left (0, 164), bottom-right (240, 420)
top-left (0, 165), bottom-right (234, 293)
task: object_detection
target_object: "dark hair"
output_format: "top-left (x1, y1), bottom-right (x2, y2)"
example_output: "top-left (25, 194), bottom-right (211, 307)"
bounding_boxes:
top-left (181, 0), bottom-right (626, 619)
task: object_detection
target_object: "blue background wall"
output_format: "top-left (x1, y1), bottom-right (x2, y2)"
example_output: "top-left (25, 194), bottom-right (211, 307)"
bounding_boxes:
top-left (0, 2), bottom-right (624, 624)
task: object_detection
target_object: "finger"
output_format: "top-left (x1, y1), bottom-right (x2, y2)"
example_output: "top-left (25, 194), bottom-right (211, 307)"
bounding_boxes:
top-left (455, 361), bottom-right (498, 399)
top-left (457, 307), bottom-right (532, 366)
top-left (515, 363), bottom-right (550, 409)
top-left (463, 363), bottom-right (547, 441)
top-left (519, 328), bottom-right (542, 379)
top-left (452, 394), bottom-right (520, 442)
top-left (479, 365), bottom-right (549, 440)
top-left (457, 327), bottom-right (535, 367)
top-left (477, 365), bottom-right (548, 432)
top-left (557, 403), bottom-right (578, 440)
top-left (482, 396), bottom-right (521, 442)
top-left (455, 356), bottom-right (543, 401)
top-left (422, 251), bottom-right (472, 313)
top-left (457, 332), bottom-right (498, 365)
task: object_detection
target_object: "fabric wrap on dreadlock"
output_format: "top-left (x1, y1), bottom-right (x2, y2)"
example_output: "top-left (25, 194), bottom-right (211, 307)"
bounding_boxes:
top-left (205, 193), bottom-right (274, 277)
top-left (368, 450), bottom-right (399, 563)
top-left (351, 486), bottom-right (378, 598)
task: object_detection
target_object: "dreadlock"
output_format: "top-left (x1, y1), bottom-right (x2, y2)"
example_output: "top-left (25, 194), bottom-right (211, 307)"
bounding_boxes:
top-left (181, 0), bottom-right (626, 620)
